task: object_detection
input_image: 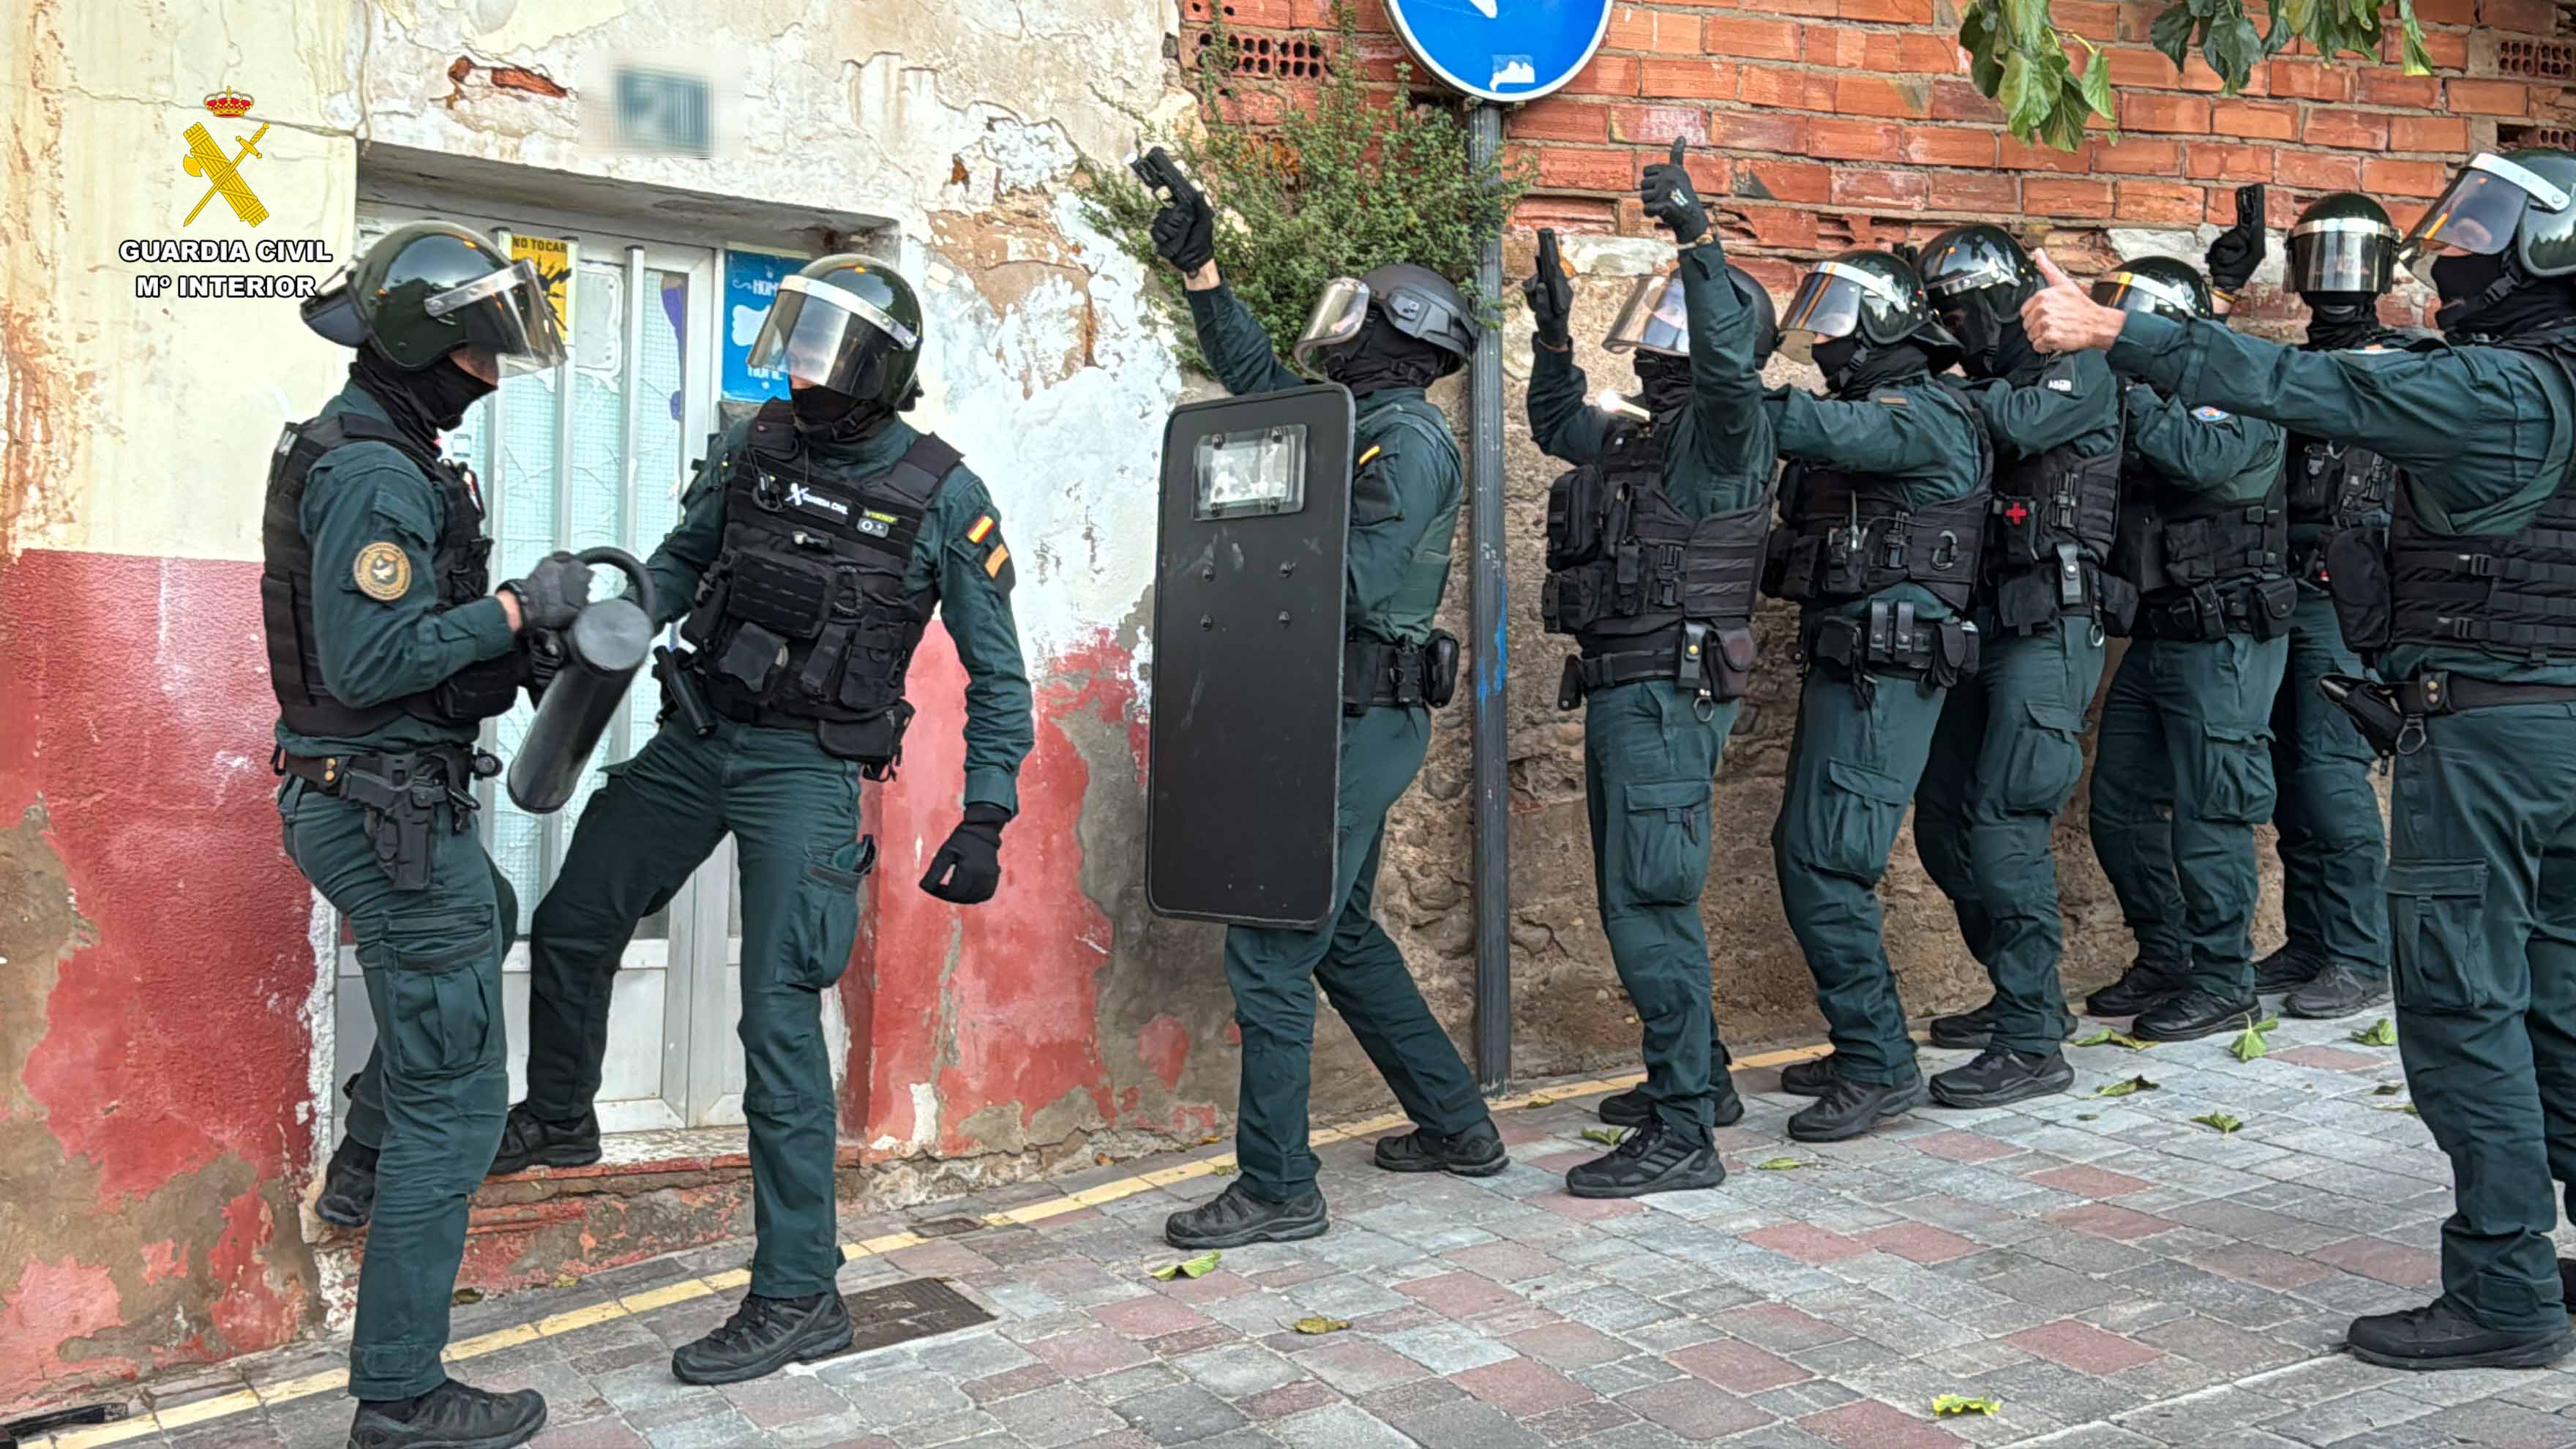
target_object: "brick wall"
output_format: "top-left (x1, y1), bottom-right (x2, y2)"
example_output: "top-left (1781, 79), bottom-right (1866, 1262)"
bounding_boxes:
top-left (1185, 0), bottom-right (2572, 314)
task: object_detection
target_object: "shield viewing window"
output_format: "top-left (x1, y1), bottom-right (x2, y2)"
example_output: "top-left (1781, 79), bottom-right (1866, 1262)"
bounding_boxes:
top-left (1194, 424), bottom-right (1311, 519)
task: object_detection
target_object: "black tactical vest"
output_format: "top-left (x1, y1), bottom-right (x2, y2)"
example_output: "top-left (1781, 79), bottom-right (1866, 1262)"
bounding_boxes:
top-left (2288, 437), bottom-right (2397, 535)
top-left (261, 413), bottom-right (523, 738)
top-left (2381, 333), bottom-right (2576, 666)
top-left (1767, 385), bottom-right (1992, 614)
top-left (1987, 441), bottom-right (2122, 634)
top-left (2108, 454), bottom-right (2288, 599)
top-left (678, 400), bottom-right (961, 772)
top-left (1540, 417), bottom-right (1772, 651)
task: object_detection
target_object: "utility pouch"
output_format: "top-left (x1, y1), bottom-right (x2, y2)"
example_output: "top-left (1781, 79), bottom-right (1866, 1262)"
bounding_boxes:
top-left (1557, 655), bottom-right (1585, 711)
top-left (1994, 569), bottom-right (2060, 635)
top-left (1932, 618), bottom-right (1982, 688)
top-left (1805, 616), bottom-right (1862, 677)
top-left (2248, 576), bottom-right (2299, 641)
top-left (1821, 528), bottom-right (1871, 597)
top-left (2319, 673), bottom-right (2406, 757)
top-left (2325, 525), bottom-right (2392, 664)
top-left (1423, 629), bottom-right (1461, 708)
top-left (729, 549), bottom-right (834, 640)
top-left (2186, 583), bottom-right (2228, 642)
top-left (1761, 527), bottom-right (1794, 600)
top-left (817, 701), bottom-right (915, 777)
top-left (1710, 626), bottom-right (1757, 703)
top-left (680, 569), bottom-right (731, 650)
top-left (796, 624), bottom-right (851, 700)
top-left (2097, 573), bottom-right (2141, 638)
top-left (716, 621), bottom-right (788, 695)
top-left (1544, 467), bottom-right (1601, 572)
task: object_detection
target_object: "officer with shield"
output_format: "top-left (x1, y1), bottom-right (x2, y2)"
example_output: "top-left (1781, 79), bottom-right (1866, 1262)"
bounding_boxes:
top-left (1141, 151), bottom-right (1500, 1248)
top-left (1904, 222), bottom-right (2122, 1107)
top-left (2206, 187), bottom-right (2406, 1019)
top-left (272, 220), bottom-right (583, 1448)
top-left (2023, 147), bottom-right (2576, 1371)
top-left (2077, 256), bottom-right (2290, 1041)
top-left (1760, 250), bottom-right (1992, 1141)
top-left (1524, 140), bottom-right (1777, 1194)
top-left (489, 255), bottom-right (1036, 1387)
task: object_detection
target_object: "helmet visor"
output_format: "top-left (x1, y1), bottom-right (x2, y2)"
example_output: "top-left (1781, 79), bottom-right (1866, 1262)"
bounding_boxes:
top-left (2400, 154), bottom-right (2570, 278)
top-left (749, 274), bottom-right (918, 395)
top-left (2288, 217), bottom-right (2398, 295)
top-left (2090, 269), bottom-right (2201, 323)
top-left (1918, 244), bottom-right (2022, 300)
top-left (1603, 274), bottom-right (1689, 356)
top-left (1779, 262), bottom-right (1879, 345)
top-left (421, 258), bottom-right (568, 376)
top-left (1290, 277), bottom-right (1372, 378)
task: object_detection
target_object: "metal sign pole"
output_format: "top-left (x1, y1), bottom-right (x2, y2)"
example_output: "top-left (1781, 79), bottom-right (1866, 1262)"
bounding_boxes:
top-left (1467, 100), bottom-right (1511, 1093)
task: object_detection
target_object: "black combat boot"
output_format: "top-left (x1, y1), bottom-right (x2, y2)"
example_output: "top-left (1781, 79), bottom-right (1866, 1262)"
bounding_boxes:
top-left (486, 1103), bottom-right (601, 1177)
top-left (672, 1292), bottom-right (855, 1385)
top-left (346, 1378), bottom-right (546, 1448)
top-left (2283, 961), bottom-right (2392, 1019)
top-left (2253, 945), bottom-right (2326, 995)
top-left (2130, 986), bottom-right (2260, 1043)
top-left (2086, 958), bottom-right (2189, 1017)
top-left (1786, 1071), bottom-right (1926, 1142)
top-left (1374, 1117), bottom-right (1508, 1177)
top-left (1928, 1046), bottom-right (2075, 1109)
top-left (1779, 1055), bottom-right (1841, 1098)
top-left (2345, 1298), bottom-right (2575, 1371)
top-left (1599, 1077), bottom-right (1745, 1129)
top-left (1927, 997), bottom-right (2081, 1050)
top-left (1565, 1119), bottom-right (1724, 1199)
top-left (1164, 1182), bottom-right (1329, 1250)
top-left (316, 1136), bottom-right (379, 1229)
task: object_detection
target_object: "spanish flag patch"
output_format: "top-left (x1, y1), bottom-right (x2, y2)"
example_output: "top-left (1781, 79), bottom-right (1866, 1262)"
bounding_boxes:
top-left (984, 544), bottom-right (1010, 578)
top-left (967, 514), bottom-right (996, 544)
top-left (1357, 444), bottom-right (1383, 468)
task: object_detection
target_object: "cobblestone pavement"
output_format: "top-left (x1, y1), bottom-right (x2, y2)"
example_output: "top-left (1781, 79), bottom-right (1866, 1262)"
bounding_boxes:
top-left (48, 1007), bottom-right (2576, 1449)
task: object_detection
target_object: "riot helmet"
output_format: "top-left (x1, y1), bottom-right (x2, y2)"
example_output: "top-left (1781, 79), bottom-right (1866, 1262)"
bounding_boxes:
top-left (2089, 255), bottom-right (2214, 323)
top-left (748, 255), bottom-right (925, 437)
top-left (1779, 249), bottom-right (1959, 389)
top-left (1291, 263), bottom-right (1475, 386)
top-left (2288, 192), bottom-right (2400, 298)
top-left (2400, 149), bottom-right (2576, 337)
top-left (1918, 224), bottom-right (2040, 378)
top-left (302, 220), bottom-right (567, 375)
top-left (1603, 264), bottom-right (1778, 367)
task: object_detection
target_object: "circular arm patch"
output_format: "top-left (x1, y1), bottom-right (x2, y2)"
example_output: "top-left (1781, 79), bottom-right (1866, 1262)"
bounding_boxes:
top-left (353, 541), bottom-right (413, 601)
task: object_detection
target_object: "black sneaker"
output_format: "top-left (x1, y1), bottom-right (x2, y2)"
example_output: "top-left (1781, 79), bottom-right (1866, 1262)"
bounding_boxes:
top-left (1779, 1055), bottom-right (1840, 1098)
top-left (347, 1378), bottom-right (546, 1449)
top-left (2561, 1257), bottom-right (2575, 1308)
top-left (2254, 945), bottom-right (2326, 995)
top-left (1599, 1078), bottom-right (1747, 1130)
top-left (2283, 961), bottom-right (2393, 1019)
top-left (1928, 1047), bottom-right (2075, 1109)
top-left (2345, 1298), bottom-right (2575, 1371)
top-left (672, 1292), bottom-right (855, 1386)
top-left (1165, 1182), bottom-right (1329, 1250)
top-left (316, 1136), bottom-right (379, 1229)
top-left (1926, 997), bottom-right (2081, 1050)
top-left (1786, 1072), bottom-right (1927, 1143)
top-left (1374, 1118), bottom-right (1508, 1177)
top-left (1564, 1119), bottom-right (1724, 1199)
top-left (486, 1104), bottom-right (601, 1177)
top-left (2130, 987), bottom-right (2260, 1044)
top-left (2086, 959), bottom-right (2189, 1017)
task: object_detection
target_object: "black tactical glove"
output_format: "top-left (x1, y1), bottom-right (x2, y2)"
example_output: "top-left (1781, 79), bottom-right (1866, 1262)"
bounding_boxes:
top-left (1138, 147), bottom-right (1216, 274)
top-left (921, 802), bottom-right (1010, 905)
top-left (1639, 138), bottom-right (1710, 246)
top-left (503, 552), bottom-right (590, 632)
top-left (2206, 183), bottom-right (2266, 296)
top-left (524, 629), bottom-right (566, 703)
top-left (1522, 228), bottom-right (1574, 351)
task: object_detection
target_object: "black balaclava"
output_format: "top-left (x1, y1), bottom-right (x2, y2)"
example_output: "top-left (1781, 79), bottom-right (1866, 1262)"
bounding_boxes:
top-left (790, 382), bottom-right (896, 446)
top-left (1944, 287), bottom-right (2023, 381)
top-left (1323, 310), bottom-right (1450, 397)
top-left (2302, 291), bottom-right (2389, 351)
top-left (2431, 250), bottom-right (2576, 341)
top-left (351, 345), bottom-right (495, 449)
top-left (1814, 337), bottom-right (1929, 397)
top-left (1631, 352), bottom-right (1693, 417)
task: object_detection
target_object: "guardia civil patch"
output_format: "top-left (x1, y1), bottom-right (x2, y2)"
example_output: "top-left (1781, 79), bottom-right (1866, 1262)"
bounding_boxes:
top-left (353, 542), bottom-right (411, 601)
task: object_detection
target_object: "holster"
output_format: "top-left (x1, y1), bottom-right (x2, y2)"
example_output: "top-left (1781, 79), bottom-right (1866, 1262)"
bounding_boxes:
top-left (1802, 600), bottom-right (1977, 689)
top-left (654, 645), bottom-right (717, 738)
top-left (1345, 631), bottom-right (1459, 715)
top-left (277, 746), bottom-right (489, 891)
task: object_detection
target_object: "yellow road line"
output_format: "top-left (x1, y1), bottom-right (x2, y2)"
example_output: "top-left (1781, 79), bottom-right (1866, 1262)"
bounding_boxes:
top-left (33, 1058), bottom-right (1822, 1445)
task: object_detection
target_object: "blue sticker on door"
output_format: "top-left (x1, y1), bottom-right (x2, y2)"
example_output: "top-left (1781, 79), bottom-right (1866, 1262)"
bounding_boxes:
top-left (722, 248), bottom-right (804, 403)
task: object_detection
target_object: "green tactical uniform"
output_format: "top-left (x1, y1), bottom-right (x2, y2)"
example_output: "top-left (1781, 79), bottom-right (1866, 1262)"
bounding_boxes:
top-left (273, 383), bottom-right (522, 1401)
top-left (2111, 307), bottom-right (2576, 1335)
top-left (2091, 386), bottom-right (2288, 1003)
top-left (1917, 347), bottom-right (2120, 1054)
top-left (1528, 239), bottom-right (1774, 1139)
top-left (1765, 380), bottom-right (1988, 1087)
top-left (1186, 281), bottom-right (1487, 1202)
top-left (519, 413), bottom-right (1033, 1301)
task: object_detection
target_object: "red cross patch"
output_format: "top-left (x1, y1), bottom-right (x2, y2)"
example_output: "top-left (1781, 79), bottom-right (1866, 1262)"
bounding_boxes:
top-left (2004, 501), bottom-right (2030, 526)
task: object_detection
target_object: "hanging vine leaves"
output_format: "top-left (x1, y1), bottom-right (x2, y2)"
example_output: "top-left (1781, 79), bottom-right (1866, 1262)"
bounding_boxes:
top-left (1959, 0), bottom-right (2435, 150)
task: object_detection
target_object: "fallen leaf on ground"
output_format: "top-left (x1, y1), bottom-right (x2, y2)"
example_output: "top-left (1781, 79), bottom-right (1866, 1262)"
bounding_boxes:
top-left (2353, 1019), bottom-right (2397, 1046)
top-left (2092, 1075), bottom-right (2160, 1098)
top-left (1292, 1317), bottom-right (1350, 1335)
top-left (1931, 1395), bottom-right (2000, 1417)
top-left (1579, 1128), bottom-right (1626, 1147)
top-left (2076, 1113), bottom-right (2100, 1121)
top-left (1208, 1163), bottom-right (1237, 1176)
top-left (2375, 1102), bottom-right (2420, 1116)
top-left (1152, 1251), bottom-right (1221, 1281)
top-left (2192, 1112), bottom-right (2244, 1135)
top-left (2374, 1082), bottom-right (2404, 1096)
top-left (452, 1288), bottom-right (482, 1305)
top-left (1524, 1096), bottom-right (1555, 1109)
top-left (550, 1273), bottom-right (578, 1290)
top-left (2229, 1024), bottom-right (2271, 1062)
top-left (1754, 1157), bottom-right (1811, 1171)
top-left (2074, 1029), bottom-right (2153, 1049)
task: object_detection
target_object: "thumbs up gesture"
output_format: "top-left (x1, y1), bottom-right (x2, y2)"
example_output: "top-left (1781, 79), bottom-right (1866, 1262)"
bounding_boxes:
top-left (2021, 251), bottom-right (2128, 355)
top-left (1640, 137), bottom-right (1711, 247)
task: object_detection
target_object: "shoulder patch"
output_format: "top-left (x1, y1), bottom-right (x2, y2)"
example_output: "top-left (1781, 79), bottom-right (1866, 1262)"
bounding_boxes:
top-left (353, 542), bottom-right (412, 602)
top-left (2045, 377), bottom-right (2075, 392)
top-left (1871, 392), bottom-right (1910, 408)
top-left (967, 513), bottom-right (997, 544)
top-left (2191, 405), bottom-right (2231, 422)
top-left (984, 543), bottom-right (1010, 579)
top-left (1356, 444), bottom-right (1384, 468)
